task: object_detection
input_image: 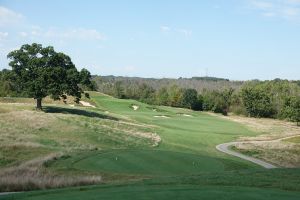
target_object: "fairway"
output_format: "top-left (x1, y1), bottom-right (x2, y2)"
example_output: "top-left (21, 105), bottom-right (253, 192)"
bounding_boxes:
top-left (47, 92), bottom-right (260, 178)
top-left (71, 150), bottom-right (225, 175)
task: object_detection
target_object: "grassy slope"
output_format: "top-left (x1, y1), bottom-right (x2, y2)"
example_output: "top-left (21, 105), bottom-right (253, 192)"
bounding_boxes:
top-left (4, 186), bottom-right (300, 200)
top-left (1, 92), bottom-right (300, 199)
top-left (0, 103), bottom-right (157, 168)
top-left (50, 92), bottom-right (259, 178)
top-left (284, 136), bottom-right (300, 143)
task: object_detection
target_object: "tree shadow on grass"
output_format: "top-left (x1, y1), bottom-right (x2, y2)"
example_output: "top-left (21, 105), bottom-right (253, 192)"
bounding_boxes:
top-left (43, 106), bottom-right (119, 121)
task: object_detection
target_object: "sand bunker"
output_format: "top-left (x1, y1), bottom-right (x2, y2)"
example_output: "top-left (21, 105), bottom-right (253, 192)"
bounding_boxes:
top-left (131, 105), bottom-right (139, 111)
top-left (177, 113), bottom-right (192, 117)
top-left (154, 115), bottom-right (170, 118)
top-left (80, 101), bottom-right (96, 108)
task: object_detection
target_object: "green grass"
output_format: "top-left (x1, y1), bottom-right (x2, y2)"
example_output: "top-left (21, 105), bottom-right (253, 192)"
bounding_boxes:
top-left (3, 185), bottom-right (300, 200)
top-left (284, 136), bottom-right (300, 143)
top-left (70, 150), bottom-right (224, 175)
top-left (92, 93), bottom-right (258, 154)
top-left (1, 92), bottom-right (300, 199)
top-left (47, 92), bottom-right (259, 179)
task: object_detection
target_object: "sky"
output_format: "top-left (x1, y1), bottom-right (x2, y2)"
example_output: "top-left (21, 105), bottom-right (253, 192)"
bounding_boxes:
top-left (0, 0), bottom-right (300, 80)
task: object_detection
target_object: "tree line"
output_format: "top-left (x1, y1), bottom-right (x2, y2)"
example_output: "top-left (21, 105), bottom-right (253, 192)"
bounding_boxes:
top-left (0, 44), bottom-right (299, 124)
top-left (95, 77), bottom-right (300, 125)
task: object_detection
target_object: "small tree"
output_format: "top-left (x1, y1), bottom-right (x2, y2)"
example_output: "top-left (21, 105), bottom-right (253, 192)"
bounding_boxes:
top-left (0, 69), bottom-right (13, 97)
top-left (156, 87), bottom-right (169, 105)
top-left (181, 88), bottom-right (199, 110)
top-left (7, 43), bottom-right (93, 109)
top-left (113, 81), bottom-right (125, 99)
top-left (241, 86), bottom-right (275, 118)
top-left (281, 96), bottom-right (300, 126)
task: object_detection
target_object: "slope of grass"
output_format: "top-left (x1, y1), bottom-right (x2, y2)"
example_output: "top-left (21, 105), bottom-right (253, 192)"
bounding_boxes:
top-left (284, 136), bottom-right (300, 143)
top-left (0, 100), bottom-right (159, 191)
top-left (3, 185), bottom-right (300, 200)
top-left (46, 92), bottom-right (260, 180)
top-left (1, 92), bottom-right (300, 199)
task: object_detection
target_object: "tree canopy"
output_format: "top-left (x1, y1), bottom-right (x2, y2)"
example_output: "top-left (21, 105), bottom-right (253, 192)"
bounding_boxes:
top-left (7, 43), bottom-right (93, 109)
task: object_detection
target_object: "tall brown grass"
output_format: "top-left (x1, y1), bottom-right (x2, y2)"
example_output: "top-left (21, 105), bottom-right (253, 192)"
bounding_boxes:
top-left (0, 154), bottom-right (102, 192)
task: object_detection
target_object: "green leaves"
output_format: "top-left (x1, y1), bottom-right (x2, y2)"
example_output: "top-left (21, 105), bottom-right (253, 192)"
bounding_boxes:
top-left (7, 43), bottom-right (93, 108)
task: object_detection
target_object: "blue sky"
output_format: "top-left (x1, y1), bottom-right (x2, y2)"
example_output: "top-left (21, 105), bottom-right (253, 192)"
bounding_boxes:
top-left (0, 0), bottom-right (300, 80)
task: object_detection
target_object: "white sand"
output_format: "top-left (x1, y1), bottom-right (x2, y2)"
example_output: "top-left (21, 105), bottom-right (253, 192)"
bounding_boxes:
top-left (132, 105), bottom-right (139, 111)
top-left (79, 101), bottom-right (96, 108)
top-left (154, 115), bottom-right (170, 118)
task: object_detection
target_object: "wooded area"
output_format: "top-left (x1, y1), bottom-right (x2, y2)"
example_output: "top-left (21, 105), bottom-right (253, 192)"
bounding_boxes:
top-left (92, 75), bottom-right (300, 124)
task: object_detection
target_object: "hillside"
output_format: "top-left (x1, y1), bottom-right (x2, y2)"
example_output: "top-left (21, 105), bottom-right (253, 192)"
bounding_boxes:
top-left (1, 92), bottom-right (300, 200)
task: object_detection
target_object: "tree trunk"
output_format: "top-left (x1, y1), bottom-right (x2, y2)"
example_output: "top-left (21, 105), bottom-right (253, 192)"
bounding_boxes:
top-left (36, 98), bottom-right (42, 110)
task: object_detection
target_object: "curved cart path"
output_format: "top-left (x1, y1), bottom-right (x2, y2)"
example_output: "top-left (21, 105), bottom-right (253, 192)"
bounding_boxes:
top-left (216, 134), bottom-right (300, 169)
top-left (216, 142), bottom-right (277, 169)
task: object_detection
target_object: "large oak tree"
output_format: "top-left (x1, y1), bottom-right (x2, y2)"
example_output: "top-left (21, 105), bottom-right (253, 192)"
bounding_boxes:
top-left (7, 43), bottom-right (92, 109)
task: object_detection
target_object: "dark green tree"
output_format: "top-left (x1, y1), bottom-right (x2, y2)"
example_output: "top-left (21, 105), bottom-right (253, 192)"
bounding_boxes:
top-left (241, 86), bottom-right (275, 117)
top-left (7, 43), bottom-right (93, 109)
top-left (280, 96), bottom-right (300, 126)
top-left (0, 69), bottom-right (13, 97)
top-left (181, 88), bottom-right (199, 110)
top-left (138, 83), bottom-right (155, 104)
top-left (79, 69), bottom-right (97, 91)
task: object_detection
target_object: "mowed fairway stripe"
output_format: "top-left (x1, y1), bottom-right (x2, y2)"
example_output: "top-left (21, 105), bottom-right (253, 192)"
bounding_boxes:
top-left (72, 149), bottom-right (225, 175)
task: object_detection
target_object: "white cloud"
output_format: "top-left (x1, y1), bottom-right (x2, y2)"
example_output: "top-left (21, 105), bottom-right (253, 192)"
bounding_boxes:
top-left (177, 29), bottom-right (192, 37)
top-left (160, 26), bottom-right (192, 37)
top-left (123, 65), bottom-right (136, 72)
top-left (160, 26), bottom-right (171, 33)
top-left (0, 32), bottom-right (8, 40)
top-left (251, 1), bottom-right (273, 10)
top-left (0, 6), bottom-right (23, 26)
top-left (282, 7), bottom-right (300, 17)
top-left (248, 0), bottom-right (300, 20)
top-left (19, 31), bottom-right (28, 37)
top-left (18, 27), bottom-right (105, 41)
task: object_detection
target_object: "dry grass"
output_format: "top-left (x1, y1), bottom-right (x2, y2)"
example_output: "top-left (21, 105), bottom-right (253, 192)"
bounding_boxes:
top-left (0, 104), bottom-right (160, 151)
top-left (0, 154), bottom-right (102, 192)
top-left (235, 141), bottom-right (300, 168)
top-left (0, 103), bottom-right (161, 191)
top-left (225, 115), bottom-right (300, 141)
top-left (213, 113), bottom-right (300, 167)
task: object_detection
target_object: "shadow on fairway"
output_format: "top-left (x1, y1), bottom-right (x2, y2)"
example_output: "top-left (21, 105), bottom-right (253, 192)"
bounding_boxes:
top-left (43, 106), bottom-right (118, 121)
